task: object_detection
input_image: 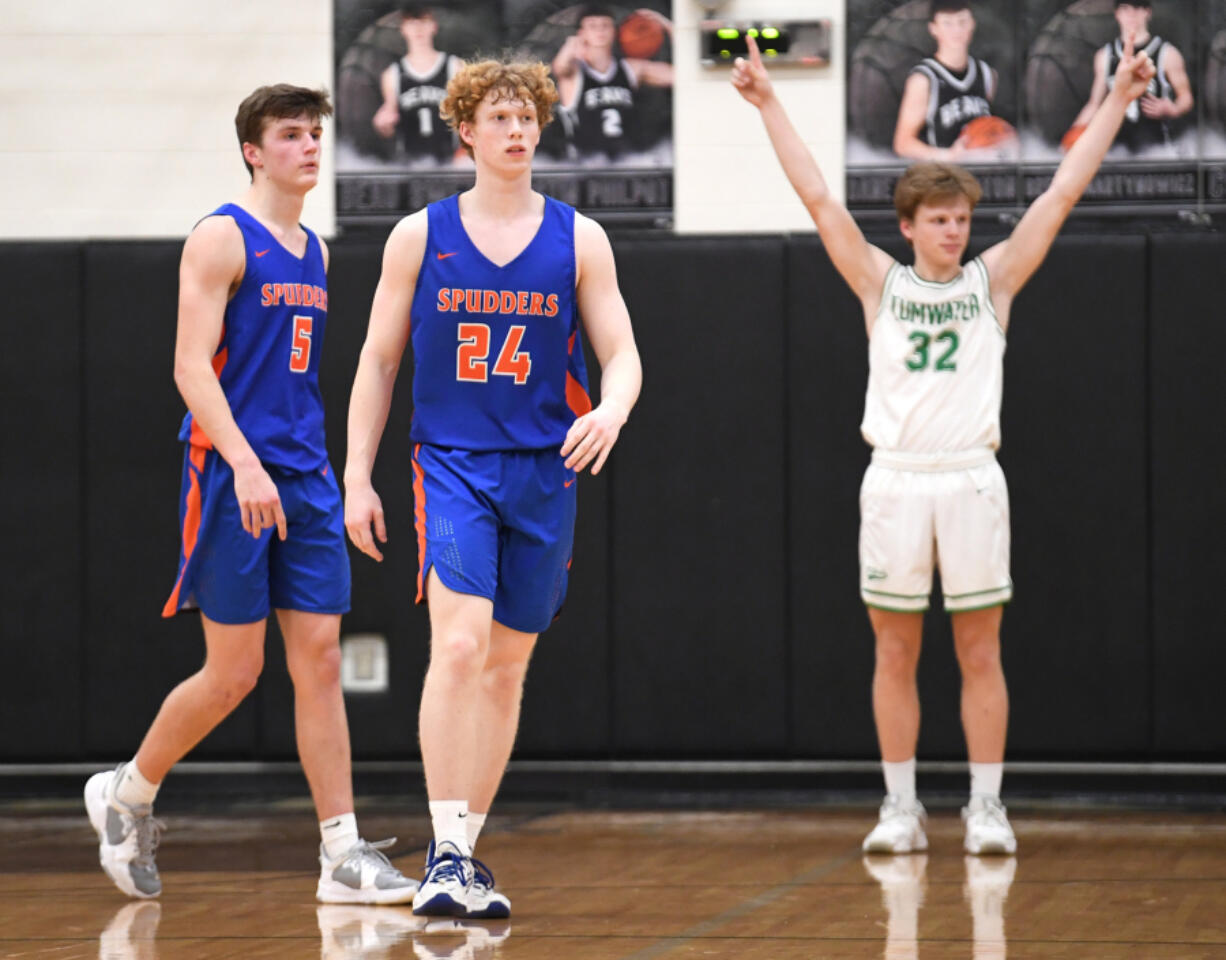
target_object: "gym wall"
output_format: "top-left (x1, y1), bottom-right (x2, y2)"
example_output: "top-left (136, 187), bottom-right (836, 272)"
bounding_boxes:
top-left (2, 231), bottom-right (1222, 763)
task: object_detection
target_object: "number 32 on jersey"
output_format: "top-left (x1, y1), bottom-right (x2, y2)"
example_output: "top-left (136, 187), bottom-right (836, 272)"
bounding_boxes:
top-left (457, 322), bottom-right (532, 384)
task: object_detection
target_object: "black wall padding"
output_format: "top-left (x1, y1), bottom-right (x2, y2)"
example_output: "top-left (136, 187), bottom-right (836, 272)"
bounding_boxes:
top-left (608, 236), bottom-right (790, 755)
top-left (81, 244), bottom-right (257, 758)
top-left (0, 245), bottom-right (84, 757)
top-left (999, 235), bottom-right (1150, 755)
top-left (1150, 235), bottom-right (1226, 754)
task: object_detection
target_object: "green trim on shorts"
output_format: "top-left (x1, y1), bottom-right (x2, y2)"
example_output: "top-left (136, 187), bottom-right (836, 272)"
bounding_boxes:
top-left (862, 587), bottom-right (932, 600)
top-left (944, 582), bottom-right (1014, 600)
top-left (864, 599), bottom-right (930, 613)
top-left (945, 597), bottom-right (1012, 613)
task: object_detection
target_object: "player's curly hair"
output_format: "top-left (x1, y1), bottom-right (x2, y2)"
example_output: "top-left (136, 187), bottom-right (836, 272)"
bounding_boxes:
top-left (894, 162), bottom-right (983, 221)
top-left (440, 59), bottom-right (558, 157)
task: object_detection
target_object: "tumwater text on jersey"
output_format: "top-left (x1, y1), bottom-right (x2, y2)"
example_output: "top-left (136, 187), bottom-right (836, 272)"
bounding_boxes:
top-left (890, 293), bottom-right (981, 325)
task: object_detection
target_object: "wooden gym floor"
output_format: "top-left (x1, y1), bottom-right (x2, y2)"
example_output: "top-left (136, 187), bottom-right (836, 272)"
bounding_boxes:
top-left (2, 802), bottom-right (1225, 958)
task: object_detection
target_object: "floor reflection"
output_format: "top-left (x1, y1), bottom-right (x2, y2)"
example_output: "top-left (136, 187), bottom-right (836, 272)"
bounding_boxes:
top-left (98, 901), bottom-right (160, 960)
top-left (863, 853), bottom-right (1017, 959)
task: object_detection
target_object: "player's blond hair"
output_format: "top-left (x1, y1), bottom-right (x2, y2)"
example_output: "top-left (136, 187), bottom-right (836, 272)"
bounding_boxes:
top-left (893, 162), bottom-right (983, 221)
top-left (440, 59), bottom-right (558, 156)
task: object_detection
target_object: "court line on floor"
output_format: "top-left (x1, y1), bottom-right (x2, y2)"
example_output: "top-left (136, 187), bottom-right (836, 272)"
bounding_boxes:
top-left (616, 847), bottom-right (862, 960)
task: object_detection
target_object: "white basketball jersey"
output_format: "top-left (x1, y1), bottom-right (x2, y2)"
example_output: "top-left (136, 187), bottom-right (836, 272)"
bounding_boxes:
top-left (861, 257), bottom-right (1005, 453)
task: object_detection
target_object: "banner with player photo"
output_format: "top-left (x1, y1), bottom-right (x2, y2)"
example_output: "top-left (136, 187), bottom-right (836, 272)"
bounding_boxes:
top-left (847, 0), bottom-right (1226, 219)
top-left (335, 0), bottom-right (674, 230)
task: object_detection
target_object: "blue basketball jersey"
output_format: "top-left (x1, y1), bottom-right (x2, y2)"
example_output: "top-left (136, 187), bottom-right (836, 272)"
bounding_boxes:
top-left (409, 193), bottom-right (591, 450)
top-left (178, 203), bottom-right (330, 471)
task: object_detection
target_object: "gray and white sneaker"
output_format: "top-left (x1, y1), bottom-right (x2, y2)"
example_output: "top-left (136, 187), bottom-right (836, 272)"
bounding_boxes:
top-left (466, 857), bottom-right (510, 919)
top-left (862, 795), bottom-right (929, 854)
top-left (317, 838), bottom-right (420, 905)
top-left (962, 795), bottom-right (1017, 855)
top-left (84, 765), bottom-right (163, 899)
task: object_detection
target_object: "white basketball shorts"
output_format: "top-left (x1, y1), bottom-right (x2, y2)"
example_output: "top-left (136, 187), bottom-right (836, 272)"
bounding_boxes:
top-left (859, 448), bottom-right (1012, 613)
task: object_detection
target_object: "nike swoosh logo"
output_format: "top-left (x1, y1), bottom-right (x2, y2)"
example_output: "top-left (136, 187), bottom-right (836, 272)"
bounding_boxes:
top-left (254, 248), bottom-right (270, 257)
top-left (321, 465), bottom-right (330, 477)
top-left (436, 251), bottom-right (458, 260)
top-left (457, 812), bottom-right (467, 818)
top-left (564, 478), bottom-right (575, 488)
top-left (322, 818), bottom-right (343, 829)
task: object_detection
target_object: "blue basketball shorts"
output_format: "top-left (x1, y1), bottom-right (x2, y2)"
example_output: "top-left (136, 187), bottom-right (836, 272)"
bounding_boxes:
top-left (411, 443), bottom-right (578, 634)
top-left (162, 446), bottom-right (351, 624)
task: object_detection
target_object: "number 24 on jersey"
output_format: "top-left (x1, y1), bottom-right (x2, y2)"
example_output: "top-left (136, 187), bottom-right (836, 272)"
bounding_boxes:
top-left (456, 323), bottom-right (532, 384)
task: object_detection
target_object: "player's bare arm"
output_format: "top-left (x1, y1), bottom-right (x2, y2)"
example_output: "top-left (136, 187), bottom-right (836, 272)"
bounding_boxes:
top-left (343, 210), bottom-right (426, 562)
top-left (175, 216), bottom-right (286, 541)
top-left (373, 64), bottom-right (401, 138)
top-left (732, 35), bottom-right (893, 325)
top-left (626, 10), bottom-right (673, 86)
top-left (982, 34), bottom-right (1156, 314)
top-left (560, 213), bottom-right (642, 476)
top-left (1072, 46), bottom-right (1111, 129)
top-left (893, 72), bottom-right (961, 161)
top-left (1140, 45), bottom-right (1192, 119)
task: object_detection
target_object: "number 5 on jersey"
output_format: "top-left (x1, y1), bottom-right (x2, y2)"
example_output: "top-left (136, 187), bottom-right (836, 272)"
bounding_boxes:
top-left (457, 323), bottom-right (532, 384)
top-left (289, 315), bottom-right (313, 373)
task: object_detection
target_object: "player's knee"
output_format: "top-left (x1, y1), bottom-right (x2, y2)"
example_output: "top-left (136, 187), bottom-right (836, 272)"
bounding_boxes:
top-left (482, 659), bottom-right (529, 704)
top-left (288, 639), bottom-right (342, 690)
top-left (205, 654), bottom-right (263, 707)
top-left (874, 633), bottom-right (920, 677)
top-left (429, 630), bottom-right (485, 678)
top-left (956, 637), bottom-right (1002, 678)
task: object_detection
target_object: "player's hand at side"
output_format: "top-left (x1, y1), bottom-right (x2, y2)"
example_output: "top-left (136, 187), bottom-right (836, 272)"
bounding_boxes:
top-left (233, 462), bottom-right (286, 540)
top-left (730, 34), bottom-right (773, 108)
top-left (1111, 31), bottom-right (1156, 104)
top-left (344, 480), bottom-right (388, 562)
top-left (561, 402), bottom-right (626, 475)
top-left (372, 103), bottom-right (398, 138)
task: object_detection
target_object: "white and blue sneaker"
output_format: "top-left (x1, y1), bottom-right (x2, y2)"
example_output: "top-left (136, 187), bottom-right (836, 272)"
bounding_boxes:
top-left (466, 857), bottom-right (511, 919)
top-left (412, 842), bottom-right (473, 917)
top-left (84, 765), bottom-right (164, 899)
top-left (317, 838), bottom-right (419, 905)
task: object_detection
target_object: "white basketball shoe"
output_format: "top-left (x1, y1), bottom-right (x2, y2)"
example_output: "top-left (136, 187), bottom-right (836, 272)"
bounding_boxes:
top-left (962, 796), bottom-right (1017, 855)
top-left (862, 795), bottom-right (929, 854)
top-left (84, 765), bottom-right (164, 899)
top-left (317, 838), bottom-right (420, 904)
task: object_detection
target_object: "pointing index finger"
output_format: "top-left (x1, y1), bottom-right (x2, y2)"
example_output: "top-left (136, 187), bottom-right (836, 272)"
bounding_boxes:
top-left (1123, 29), bottom-right (1135, 61)
top-left (746, 31), bottom-right (763, 69)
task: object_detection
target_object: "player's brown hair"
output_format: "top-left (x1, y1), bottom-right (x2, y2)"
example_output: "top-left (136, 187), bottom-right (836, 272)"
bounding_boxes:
top-left (893, 162), bottom-right (983, 221)
top-left (440, 59), bottom-right (558, 157)
top-left (930, 0), bottom-right (972, 18)
top-left (234, 84), bottom-right (333, 178)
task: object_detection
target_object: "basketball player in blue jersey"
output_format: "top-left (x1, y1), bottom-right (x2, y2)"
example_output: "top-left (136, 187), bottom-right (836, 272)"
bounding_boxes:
top-left (345, 58), bottom-right (641, 918)
top-left (733, 35), bottom-right (1155, 854)
top-left (894, 0), bottom-right (998, 161)
top-left (84, 85), bottom-right (417, 906)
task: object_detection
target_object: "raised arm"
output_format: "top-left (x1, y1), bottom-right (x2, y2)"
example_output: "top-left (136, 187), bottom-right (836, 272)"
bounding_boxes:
top-left (175, 216), bottom-right (286, 540)
top-left (343, 211), bottom-right (425, 561)
top-left (560, 214), bottom-right (642, 476)
top-left (732, 36), bottom-right (892, 308)
top-left (982, 34), bottom-right (1156, 303)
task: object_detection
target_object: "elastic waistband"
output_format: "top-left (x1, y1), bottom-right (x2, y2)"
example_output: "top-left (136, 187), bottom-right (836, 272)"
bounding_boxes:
top-left (871, 447), bottom-right (996, 472)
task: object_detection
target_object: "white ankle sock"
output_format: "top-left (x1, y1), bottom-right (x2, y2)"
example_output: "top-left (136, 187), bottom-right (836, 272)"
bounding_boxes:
top-left (969, 762), bottom-right (1003, 800)
top-left (320, 812), bottom-right (360, 860)
top-left (883, 758), bottom-right (917, 802)
top-left (466, 811), bottom-right (487, 853)
top-left (429, 801), bottom-right (471, 857)
top-left (113, 760), bottom-right (160, 808)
